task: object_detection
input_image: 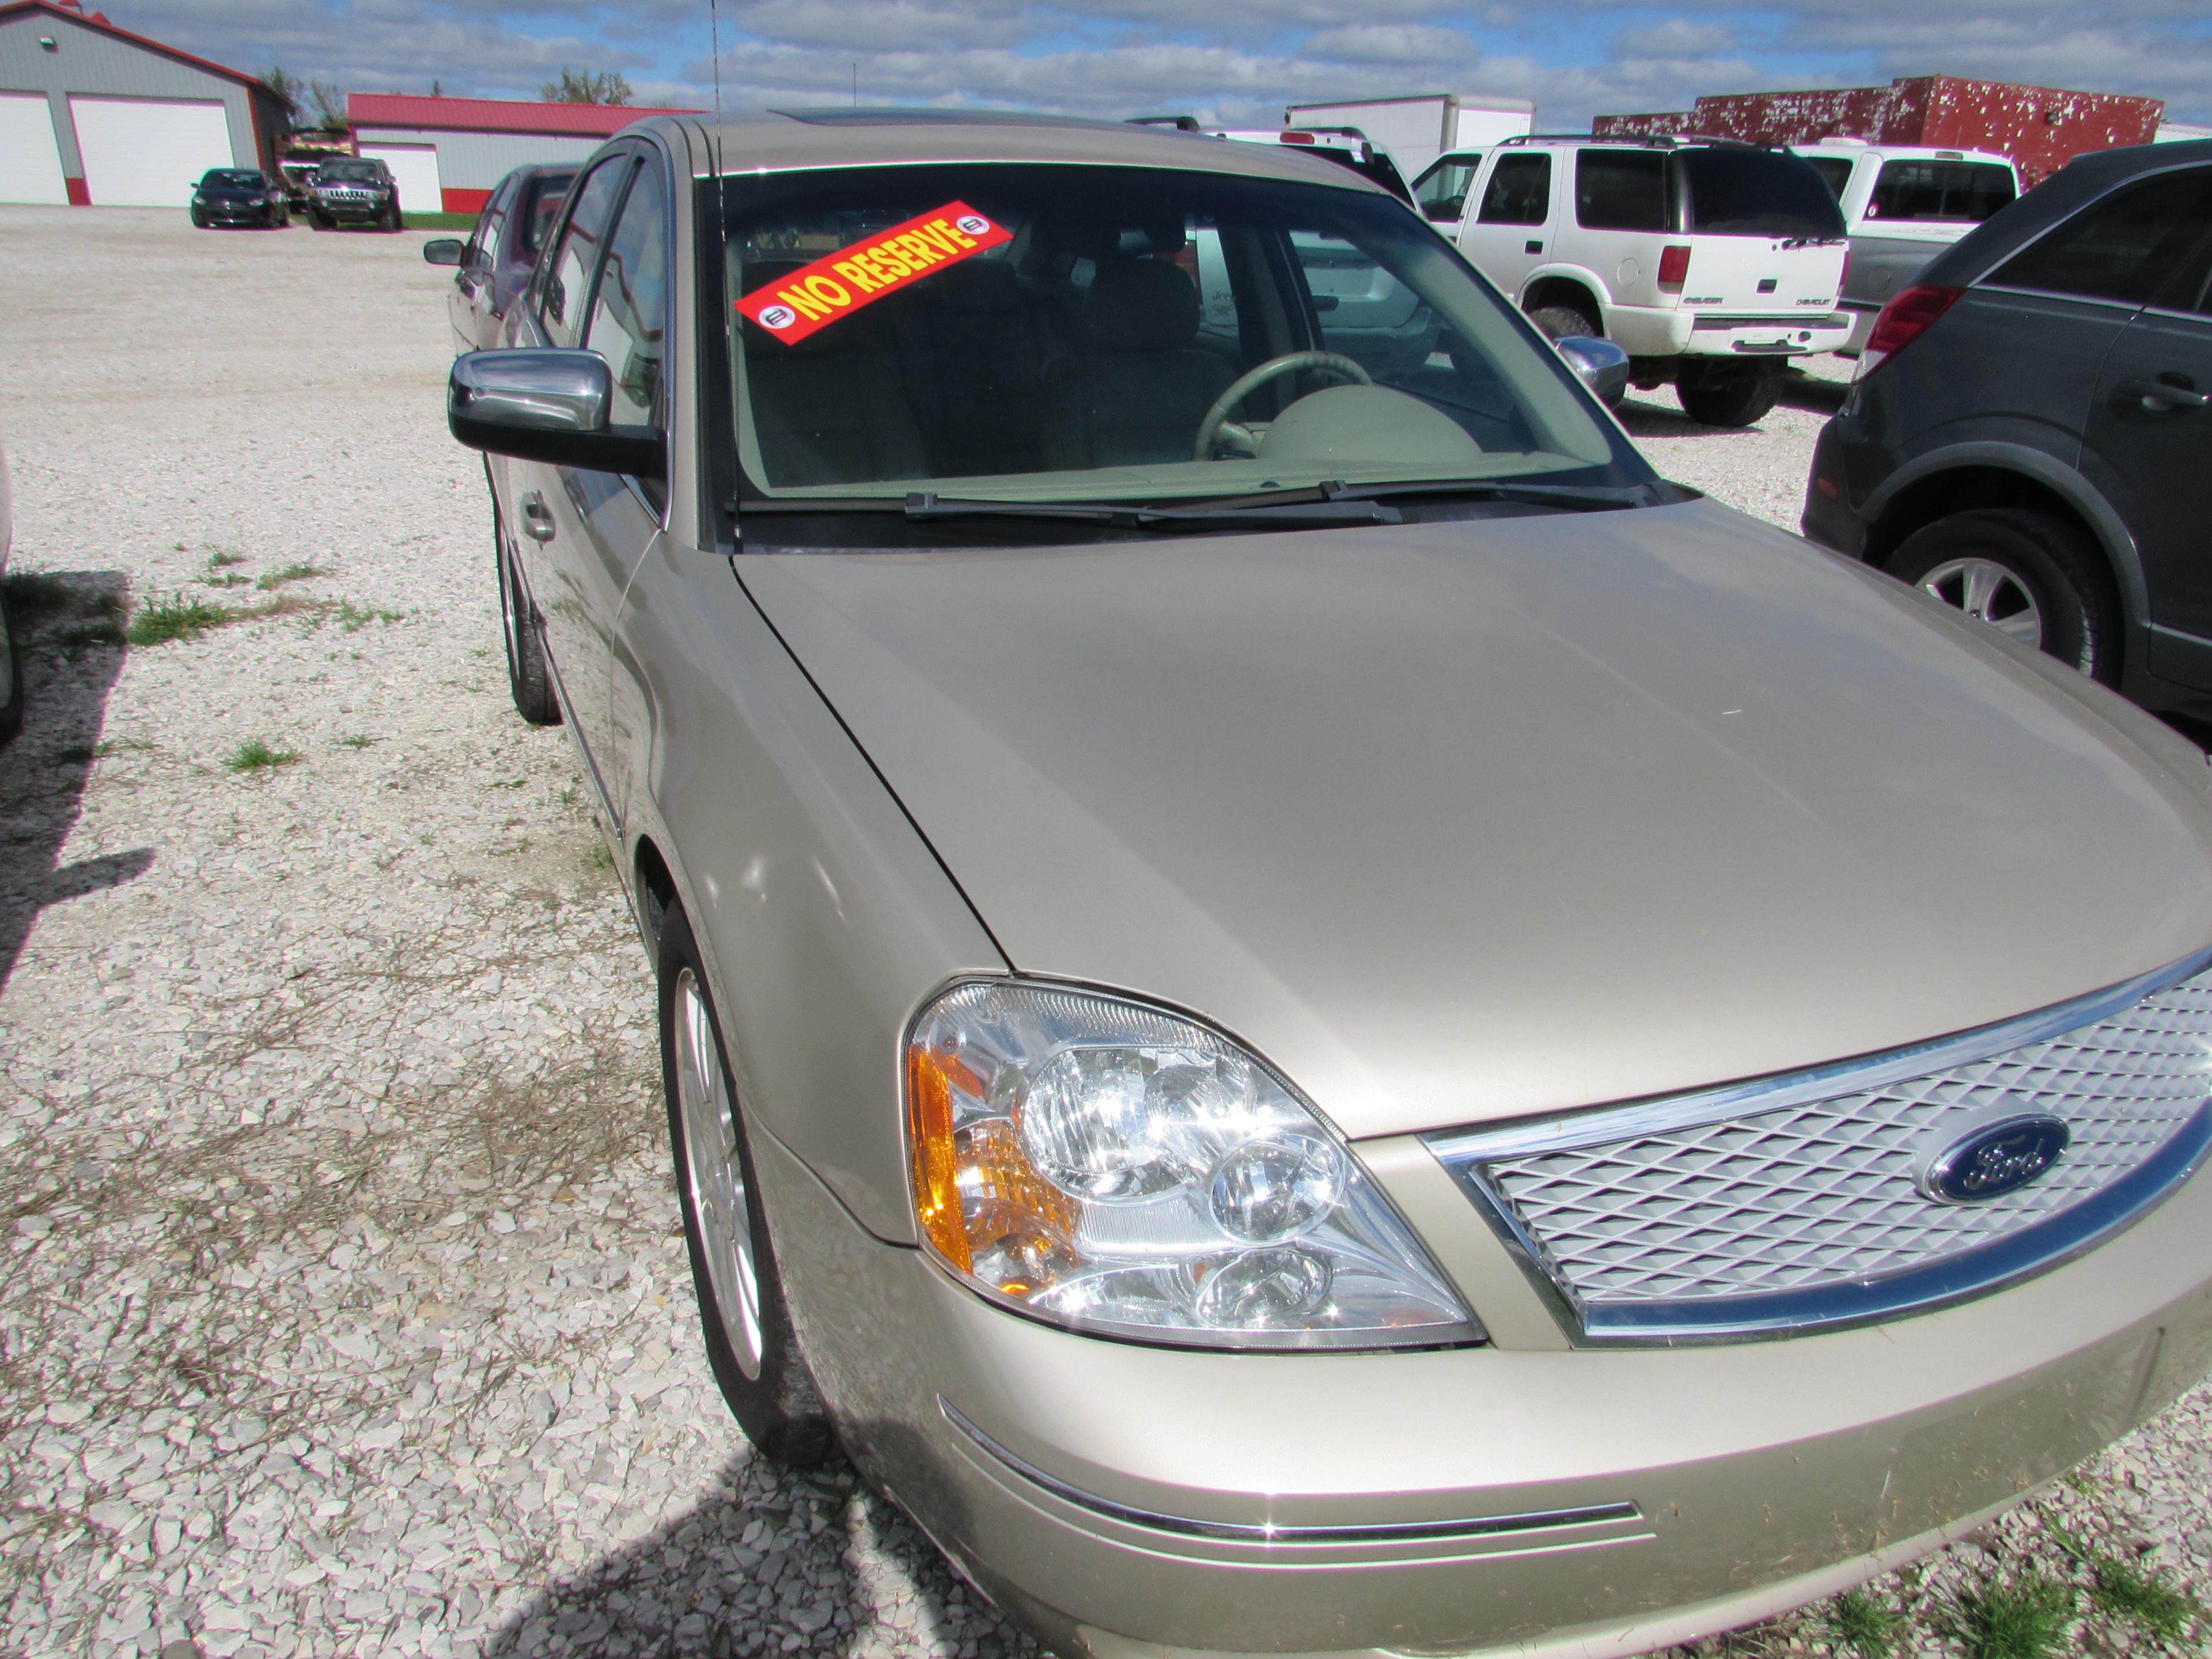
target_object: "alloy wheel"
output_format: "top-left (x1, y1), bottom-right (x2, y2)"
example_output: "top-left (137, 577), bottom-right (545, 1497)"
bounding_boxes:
top-left (675, 968), bottom-right (765, 1378)
top-left (1916, 556), bottom-right (2043, 647)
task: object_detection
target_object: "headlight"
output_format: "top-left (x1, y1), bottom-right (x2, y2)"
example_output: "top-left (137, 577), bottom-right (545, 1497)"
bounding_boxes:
top-left (904, 981), bottom-right (1481, 1350)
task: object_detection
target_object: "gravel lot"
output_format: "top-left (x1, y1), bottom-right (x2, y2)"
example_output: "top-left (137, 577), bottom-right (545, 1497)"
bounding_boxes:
top-left (1, 206), bottom-right (2206, 1659)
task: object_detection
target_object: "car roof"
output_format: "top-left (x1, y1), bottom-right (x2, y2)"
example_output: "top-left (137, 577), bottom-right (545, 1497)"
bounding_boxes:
top-left (619, 108), bottom-right (1392, 195)
top-left (1921, 136), bottom-right (2212, 288)
top-left (1787, 142), bottom-right (2014, 167)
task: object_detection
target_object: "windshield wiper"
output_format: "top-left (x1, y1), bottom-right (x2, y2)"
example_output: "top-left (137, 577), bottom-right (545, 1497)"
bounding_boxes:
top-left (900, 492), bottom-right (1402, 529)
top-left (1192, 477), bottom-right (1662, 513)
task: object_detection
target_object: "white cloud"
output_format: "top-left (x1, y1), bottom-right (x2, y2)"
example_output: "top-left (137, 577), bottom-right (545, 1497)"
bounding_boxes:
top-left (1608, 18), bottom-right (1737, 62)
top-left (1301, 24), bottom-right (1479, 65)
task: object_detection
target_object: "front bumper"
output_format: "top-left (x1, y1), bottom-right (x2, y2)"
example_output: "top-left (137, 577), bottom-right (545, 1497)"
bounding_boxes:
top-left (754, 1120), bottom-right (2212, 1657)
top-left (315, 193), bottom-right (389, 222)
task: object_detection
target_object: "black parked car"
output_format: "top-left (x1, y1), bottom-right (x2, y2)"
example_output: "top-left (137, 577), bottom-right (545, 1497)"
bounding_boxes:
top-left (309, 157), bottom-right (402, 232)
top-left (1804, 139), bottom-right (2212, 714)
top-left (190, 168), bottom-right (288, 229)
top-left (419, 163), bottom-right (577, 353)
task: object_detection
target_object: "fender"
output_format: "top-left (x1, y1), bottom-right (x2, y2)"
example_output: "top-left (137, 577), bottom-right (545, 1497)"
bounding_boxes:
top-left (1860, 438), bottom-right (2151, 686)
top-left (1515, 262), bottom-right (1611, 323)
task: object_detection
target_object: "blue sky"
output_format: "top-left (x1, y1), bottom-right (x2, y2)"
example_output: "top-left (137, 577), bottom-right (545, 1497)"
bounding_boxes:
top-left (123, 0), bottom-right (2212, 131)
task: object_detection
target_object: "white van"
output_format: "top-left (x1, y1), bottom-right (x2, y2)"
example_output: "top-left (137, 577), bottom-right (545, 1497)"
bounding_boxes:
top-left (1452, 135), bottom-right (1851, 425)
top-left (1787, 141), bottom-right (2020, 353)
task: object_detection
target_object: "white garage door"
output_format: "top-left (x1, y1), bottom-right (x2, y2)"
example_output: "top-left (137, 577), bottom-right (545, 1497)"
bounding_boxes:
top-left (0, 93), bottom-right (67, 204)
top-left (71, 96), bottom-right (234, 207)
top-left (358, 143), bottom-right (444, 215)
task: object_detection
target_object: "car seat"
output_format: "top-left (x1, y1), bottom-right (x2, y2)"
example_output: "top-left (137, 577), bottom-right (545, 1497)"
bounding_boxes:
top-left (1041, 257), bottom-right (1236, 471)
top-left (739, 262), bottom-right (929, 487)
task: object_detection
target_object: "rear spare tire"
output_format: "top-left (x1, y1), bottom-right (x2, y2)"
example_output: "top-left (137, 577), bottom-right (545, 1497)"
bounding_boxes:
top-left (1677, 364), bottom-right (1782, 427)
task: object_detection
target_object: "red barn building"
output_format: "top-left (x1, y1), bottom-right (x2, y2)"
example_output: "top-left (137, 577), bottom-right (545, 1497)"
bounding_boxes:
top-left (1594, 75), bottom-right (2165, 186)
top-left (347, 92), bottom-right (703, 217)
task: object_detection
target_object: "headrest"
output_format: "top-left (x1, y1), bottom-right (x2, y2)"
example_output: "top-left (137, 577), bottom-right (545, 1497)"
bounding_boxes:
top-left (923, 256), bottom-right (1024, 318)
top-left (1083, 257), bottom-right (1200, 352)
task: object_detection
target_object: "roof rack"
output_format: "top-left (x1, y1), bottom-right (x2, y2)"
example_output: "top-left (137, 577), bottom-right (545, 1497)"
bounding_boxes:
top-left (1126, 114), bottom-right (1203, 131)
top-left (1498, 132), bottom-right (1761, 150)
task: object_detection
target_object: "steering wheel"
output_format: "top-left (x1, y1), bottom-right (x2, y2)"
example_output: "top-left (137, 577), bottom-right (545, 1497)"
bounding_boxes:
top-left (1194, 351), bottom-right (1372, 460)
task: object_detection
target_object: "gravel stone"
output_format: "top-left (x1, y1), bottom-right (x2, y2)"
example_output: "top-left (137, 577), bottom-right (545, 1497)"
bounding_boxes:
top-left (2, 206), bottom-right (2205, 1659)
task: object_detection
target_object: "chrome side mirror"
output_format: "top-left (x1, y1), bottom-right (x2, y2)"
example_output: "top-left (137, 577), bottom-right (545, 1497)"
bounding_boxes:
top-left (422, 237), bottom-right (464, 267)
top-left (1555, 335), bottom-right (1631, 404)
top-left (448, 349), bottom-right (664, 478)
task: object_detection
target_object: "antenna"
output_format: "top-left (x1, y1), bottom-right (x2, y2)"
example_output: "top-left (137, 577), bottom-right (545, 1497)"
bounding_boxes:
top-left (853, 62), bottom-right (858, 107)
top-left (707, 0), bottom-right (725, 156)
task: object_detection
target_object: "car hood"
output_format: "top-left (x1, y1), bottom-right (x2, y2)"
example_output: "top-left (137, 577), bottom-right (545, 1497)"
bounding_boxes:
top-left (738, 498), bottom-right (2212, 1141)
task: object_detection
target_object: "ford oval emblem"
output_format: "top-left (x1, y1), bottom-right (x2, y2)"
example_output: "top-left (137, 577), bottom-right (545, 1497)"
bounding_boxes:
top-left (1921, 1115), bottom-right (2070, 1205)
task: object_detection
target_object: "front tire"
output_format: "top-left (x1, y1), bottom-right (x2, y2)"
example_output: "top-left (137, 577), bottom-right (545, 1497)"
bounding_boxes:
top-left (495, 521), bottom-right (560, 726)
top-left (659, 904), bottom-right (836, 1465)
top-left (380, 202), bottom-right (402, 233)
top-left (1677, 364), bottom-right (1782, 427)
top-left (1888, 508), bottom-right (2120, 685)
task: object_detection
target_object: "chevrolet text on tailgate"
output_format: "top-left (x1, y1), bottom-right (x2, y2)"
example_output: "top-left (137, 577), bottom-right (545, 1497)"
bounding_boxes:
top-left (440, 107), bottom-right (2212, 1659)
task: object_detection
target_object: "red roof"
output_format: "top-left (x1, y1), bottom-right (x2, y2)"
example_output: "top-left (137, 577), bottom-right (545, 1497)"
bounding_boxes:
top-left (0, 0), bottom-right (267, 91)
top-left (347, 93), bottom-right (703, 137)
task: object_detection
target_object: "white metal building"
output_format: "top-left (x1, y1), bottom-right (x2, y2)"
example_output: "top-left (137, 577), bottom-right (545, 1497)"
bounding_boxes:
top-left (347, 93), bottom-right (702, 215)
top-left (0, 0), bottom-right (286, 206)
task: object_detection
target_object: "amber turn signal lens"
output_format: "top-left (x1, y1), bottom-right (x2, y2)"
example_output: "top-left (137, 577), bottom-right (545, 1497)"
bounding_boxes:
top-left (906, 1043), bottom-right (972, 1271)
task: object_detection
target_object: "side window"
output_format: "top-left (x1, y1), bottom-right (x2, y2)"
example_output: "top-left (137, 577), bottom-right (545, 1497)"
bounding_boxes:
top-left (1868, 161), bottom-right (2016, 223)
top-left (1805, 157), bottom-right (1854, 200)
top-left (1990, 168), bottom-right (2212, 306)
top-left (539, 157), bottom-right (632, 347)
top-left (1478, 154), bottom-right (1552, 226)
top-left (584, 165), bottom-right (670, 433)
top-left (1416, 157), bottom-right (1479, 221)
top-left (1575, 150), bottom-right (1668, 231)
top-left (465, 177), bottom-right (513, 267)
top-left (521, 173), bottom-right (573, 257)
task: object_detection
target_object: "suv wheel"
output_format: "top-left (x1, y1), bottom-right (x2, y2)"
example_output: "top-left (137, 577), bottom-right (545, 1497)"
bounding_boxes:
top-left (1888, 509), bottom-right (2120, 685)
top-left (496, 528), bottom-right (561, 726)
top-left (1528, 304), bottom-right (1599, 342)
top-left (380, 202), bottom-right (402, 233)
top-left (659, 903), bottom-right (836, 1465)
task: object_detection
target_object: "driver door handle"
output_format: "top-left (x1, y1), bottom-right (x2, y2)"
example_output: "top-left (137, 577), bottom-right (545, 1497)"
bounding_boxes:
top-left (2120, 374), bottom-right (2209, 412)
top-left (520, 491), bottom-right (556, 541)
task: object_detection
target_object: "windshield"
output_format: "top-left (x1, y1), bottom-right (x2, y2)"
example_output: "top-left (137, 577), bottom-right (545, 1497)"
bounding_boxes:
top-left (200, 170), bottom-right (263, 190)
top-left (719, 163), bottom-right (1645, 514)
top-left (1674, 149), bottom-right (1846, 238)
top-left (319, 160), bottom-right (382, 184)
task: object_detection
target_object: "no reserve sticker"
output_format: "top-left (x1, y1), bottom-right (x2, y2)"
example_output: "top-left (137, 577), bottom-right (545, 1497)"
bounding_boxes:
top-left (735, 202), bottom-right (1013, 346)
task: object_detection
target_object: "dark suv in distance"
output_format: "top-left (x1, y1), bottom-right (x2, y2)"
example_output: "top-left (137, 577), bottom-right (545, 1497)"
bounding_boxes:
top-left (1803, 139), bottom-right (2212, 714)
top-left (308, 157), bottom-right (402, 232)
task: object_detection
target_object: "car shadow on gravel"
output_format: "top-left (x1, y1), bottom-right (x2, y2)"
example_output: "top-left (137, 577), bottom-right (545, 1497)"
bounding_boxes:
top-left (0, 569), bottom-right (153, 990)
top-left (1613, 369), bottom-right (1848, 440)
top-left (488, 1442), bottom-right (1040, 1659)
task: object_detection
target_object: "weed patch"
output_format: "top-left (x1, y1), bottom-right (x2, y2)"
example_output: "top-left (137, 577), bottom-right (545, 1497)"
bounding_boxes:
top-left (225, 738), bottom-right (301, 774)
top-left (337, 734), bottom-right (377, 750)
top-left (1827, 1586), bottom-right (1901, 1657)
top-left (338, 600), bottom-right (406, 632)
top-left (256, 561), bottom-right (329, 590)
top-left (2090, 1555), bottom-right (2202, 1642)
top-left (125, 594), bottom-right (233, 646)
top-left (207, 550), bottom-right (247, 568)
top-left (3, 569), bottom-right (85, 628)
top-left (1942, 1571), bottom-right (2077, 1659)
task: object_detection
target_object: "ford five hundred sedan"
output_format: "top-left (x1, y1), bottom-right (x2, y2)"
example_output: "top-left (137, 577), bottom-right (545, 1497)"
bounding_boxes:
top-left (443, 108), bottom-right (2212, 1658)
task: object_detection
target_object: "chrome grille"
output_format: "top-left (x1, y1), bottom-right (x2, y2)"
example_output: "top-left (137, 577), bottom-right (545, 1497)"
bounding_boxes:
top-left (1426, 954), bottom-right (2212, 1340)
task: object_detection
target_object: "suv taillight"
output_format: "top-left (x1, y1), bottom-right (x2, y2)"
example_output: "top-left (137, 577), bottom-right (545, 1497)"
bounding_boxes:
top-left (1856, 285), bottom-right (1965, 380)
top-left (1657, 244), bottom-right (1691, 294)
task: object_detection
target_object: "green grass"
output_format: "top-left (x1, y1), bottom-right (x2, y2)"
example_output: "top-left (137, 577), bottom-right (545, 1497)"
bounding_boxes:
top-left (403, 211), bottom-right (479, 231)
top-left (124, 594), bottom-right (233, 646)
top-left (337, 600), bottom-right (404, 632)
top-left (1827, 1587), bottom-right (1902, 1658)
top-left (224, 739), bottom-right (300, 774)
top-left (2, 570), bottom-right (85, 628)
top-left (255, 560), bottom-right (329, 590)
top-left (1943, 1573), bottom-right (2078, 1659)
top-left (202, 573), bottom-right (251, 588)
top-left (206, 550), bottom-right (247, 569)
top-left (2090, 1555), bottom-right (2202, 1642)
top-left (336, 734), bottom-right (378, 750)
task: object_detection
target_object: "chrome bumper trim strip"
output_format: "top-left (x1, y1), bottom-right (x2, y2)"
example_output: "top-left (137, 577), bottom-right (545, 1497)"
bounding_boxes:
top-left (938, 1396), bottom-right (1641, 1544)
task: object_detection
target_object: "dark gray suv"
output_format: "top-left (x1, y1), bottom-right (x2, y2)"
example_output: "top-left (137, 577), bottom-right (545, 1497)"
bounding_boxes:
top-left (1802, 139), bottom-right (2212, 713)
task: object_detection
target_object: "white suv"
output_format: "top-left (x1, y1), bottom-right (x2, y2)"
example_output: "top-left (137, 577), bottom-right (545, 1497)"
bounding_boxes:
top-left (1450, 135), bottom-right (1850, 425)
top-left (1787, 141), bottom-right (2020, 354)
